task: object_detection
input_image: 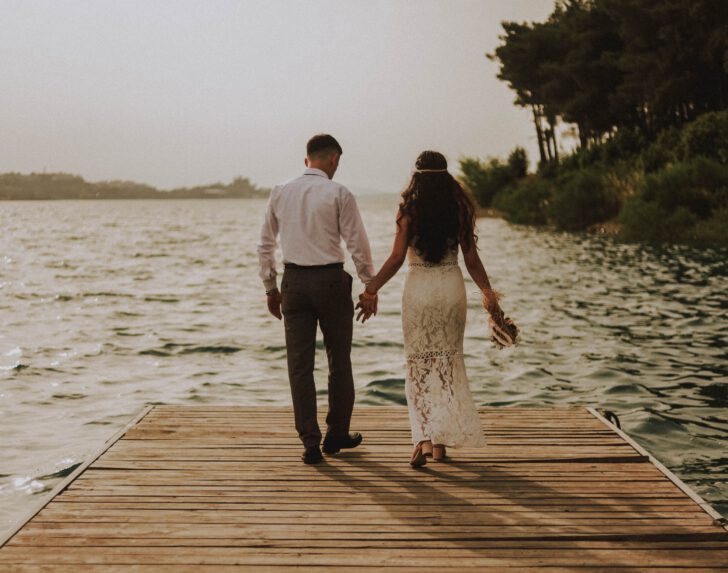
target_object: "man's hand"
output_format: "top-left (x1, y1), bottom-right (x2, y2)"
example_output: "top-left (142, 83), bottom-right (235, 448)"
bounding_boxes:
top-left (266, 290), bottom-right (282, 320)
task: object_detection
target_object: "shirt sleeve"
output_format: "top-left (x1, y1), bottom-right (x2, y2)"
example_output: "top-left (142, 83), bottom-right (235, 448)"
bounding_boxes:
top-left (257, 189), bottom-right (279, 291)
top-left (338, 188), bottom-right (375, 285)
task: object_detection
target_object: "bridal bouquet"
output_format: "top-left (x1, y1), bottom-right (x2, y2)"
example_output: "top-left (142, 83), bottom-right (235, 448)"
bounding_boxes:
top-left (482, 289), bottom-right (519, 348)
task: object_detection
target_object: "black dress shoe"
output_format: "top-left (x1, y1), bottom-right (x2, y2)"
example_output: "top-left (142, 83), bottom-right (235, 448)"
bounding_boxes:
top-left (302, 445), bottom-right (323, 465)
top-left (322, 432), bottom-right (363, 454)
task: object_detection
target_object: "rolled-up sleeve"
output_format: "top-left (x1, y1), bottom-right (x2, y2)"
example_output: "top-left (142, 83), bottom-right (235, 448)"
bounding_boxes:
top-left (339, 189), bottom-right (375, 285)
top-left (257, 189), bottom-right (279, 291)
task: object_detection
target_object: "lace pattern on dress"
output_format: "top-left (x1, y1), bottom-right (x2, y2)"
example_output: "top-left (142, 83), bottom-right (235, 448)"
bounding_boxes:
top-left (402, 247), bottom-right (485, 448)
top-left (405, 354), bottom-right (485, 448)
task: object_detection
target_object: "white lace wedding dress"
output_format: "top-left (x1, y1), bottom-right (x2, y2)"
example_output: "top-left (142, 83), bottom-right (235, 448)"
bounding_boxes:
top-left (402, 246), bottom-right (485, 447)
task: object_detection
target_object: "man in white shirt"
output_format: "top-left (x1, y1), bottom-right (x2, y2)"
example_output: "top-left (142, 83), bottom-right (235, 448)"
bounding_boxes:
top-left (258, 134), bottom-right (376, 464)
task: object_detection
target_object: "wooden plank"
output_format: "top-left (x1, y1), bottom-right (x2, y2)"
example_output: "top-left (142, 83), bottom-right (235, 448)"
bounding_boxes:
top-left (51, 497), bottom-right (703, 510)
top-left (10, 536), bottom-right (728, 549)
top-left (3, 566), bottom-right (728, 573)
top-left (46, 503), bottom-right (706, 517)
top-left (1, 405), bottom-right (726, 572)
top-left (3, 546), bottom-right (728, 567)
top-left (31, 507), bottom-right (715, 524)
top-left (12, 521), bottom-right (728, 541)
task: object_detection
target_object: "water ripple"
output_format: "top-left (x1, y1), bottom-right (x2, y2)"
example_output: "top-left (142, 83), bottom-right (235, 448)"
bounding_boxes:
top-left (0, 197), bottom-right (726, 539)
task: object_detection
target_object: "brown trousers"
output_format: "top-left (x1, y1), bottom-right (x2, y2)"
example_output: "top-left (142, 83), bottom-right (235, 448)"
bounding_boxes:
top-left (281, 266), bottom-right (355, 447)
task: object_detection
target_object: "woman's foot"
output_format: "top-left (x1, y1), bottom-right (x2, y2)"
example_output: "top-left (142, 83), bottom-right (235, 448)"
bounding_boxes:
top-left (410, 441), bottom-right (429, 468)
top-left (432, 444), bottom-right (447, 461)
top-left (421, 440), bottom-right (433, 458)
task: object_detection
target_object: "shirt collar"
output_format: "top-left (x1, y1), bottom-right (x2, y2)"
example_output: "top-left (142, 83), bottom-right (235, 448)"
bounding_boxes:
top-left (303, 168), bottom-right (329, 178)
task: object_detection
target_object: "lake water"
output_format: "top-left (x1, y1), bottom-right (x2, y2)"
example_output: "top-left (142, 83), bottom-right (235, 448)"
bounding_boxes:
top-left (1, 197), bottom-right (726, 537)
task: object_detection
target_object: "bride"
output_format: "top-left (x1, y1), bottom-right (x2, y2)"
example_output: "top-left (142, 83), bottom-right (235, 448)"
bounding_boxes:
top-left (357, 150), bottom-right (503, 467)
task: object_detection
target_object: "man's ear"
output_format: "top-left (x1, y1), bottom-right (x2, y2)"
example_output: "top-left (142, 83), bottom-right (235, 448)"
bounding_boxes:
top-left (305, 157), bottom-right (310, 167)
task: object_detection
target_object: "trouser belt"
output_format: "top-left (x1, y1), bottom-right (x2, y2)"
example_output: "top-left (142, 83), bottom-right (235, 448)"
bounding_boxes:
top-left (284, 262), bottom-right (344, 270)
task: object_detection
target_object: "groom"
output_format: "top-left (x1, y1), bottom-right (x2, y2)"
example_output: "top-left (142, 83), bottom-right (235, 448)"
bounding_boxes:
top-left (257, 134), bottom-right (376, 464)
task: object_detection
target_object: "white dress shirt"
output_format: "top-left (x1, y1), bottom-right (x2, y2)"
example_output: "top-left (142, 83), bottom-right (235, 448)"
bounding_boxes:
top-left (257, 168), bottom-right (375, 291)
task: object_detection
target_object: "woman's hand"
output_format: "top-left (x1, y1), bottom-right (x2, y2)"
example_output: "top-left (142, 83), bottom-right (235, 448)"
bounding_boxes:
top-left (355, 291), bottom-right (378, 323)
top-left (482, 288), bottom-right (502, 317)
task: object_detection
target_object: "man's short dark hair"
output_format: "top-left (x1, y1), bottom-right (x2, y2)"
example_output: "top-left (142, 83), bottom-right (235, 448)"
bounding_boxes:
top-left (307, 134), bottom-right (343, 158)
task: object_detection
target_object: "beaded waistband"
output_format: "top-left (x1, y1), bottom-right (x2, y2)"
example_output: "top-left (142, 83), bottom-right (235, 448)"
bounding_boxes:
top-left (408, 260), bottom-right (458, 268)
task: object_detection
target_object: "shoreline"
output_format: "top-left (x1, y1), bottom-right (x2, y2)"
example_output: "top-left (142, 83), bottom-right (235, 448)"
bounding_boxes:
top-left (477, 205), bottom-right (621, 237)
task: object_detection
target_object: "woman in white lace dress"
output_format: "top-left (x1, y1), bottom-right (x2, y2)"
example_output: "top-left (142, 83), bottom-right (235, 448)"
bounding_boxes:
top-left (357, 151), bottom-right (503, 467)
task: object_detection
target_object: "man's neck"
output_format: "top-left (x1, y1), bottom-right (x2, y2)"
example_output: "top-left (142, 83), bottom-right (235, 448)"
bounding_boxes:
top-left (305, 161), bottom-right (334, 179)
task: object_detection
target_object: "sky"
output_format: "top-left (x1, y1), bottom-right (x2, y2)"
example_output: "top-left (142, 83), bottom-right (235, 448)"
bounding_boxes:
top-left (1, 0), bottom-right (556, 193)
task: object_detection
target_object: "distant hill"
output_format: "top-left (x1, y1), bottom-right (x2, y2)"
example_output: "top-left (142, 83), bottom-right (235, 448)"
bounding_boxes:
top-left (0, 172), bottom-right (269, 200)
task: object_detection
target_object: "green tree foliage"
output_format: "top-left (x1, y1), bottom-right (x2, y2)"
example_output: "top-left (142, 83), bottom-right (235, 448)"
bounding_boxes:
top-left (489, 20), bottom-right (564, 164)
top-left (603, 0), bottom-right (728, 130)
top-left (490, 0), bottom-right (728, 161)
top-left (478, 1), bottom-right (728, 244)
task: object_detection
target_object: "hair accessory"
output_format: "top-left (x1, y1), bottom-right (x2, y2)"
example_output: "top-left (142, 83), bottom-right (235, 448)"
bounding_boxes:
top-left (416, 168), bottom-right (448, 173)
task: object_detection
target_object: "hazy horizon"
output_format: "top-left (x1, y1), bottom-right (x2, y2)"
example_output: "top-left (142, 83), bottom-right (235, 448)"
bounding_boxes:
top-left (2, 1), bottom-right (555, 194)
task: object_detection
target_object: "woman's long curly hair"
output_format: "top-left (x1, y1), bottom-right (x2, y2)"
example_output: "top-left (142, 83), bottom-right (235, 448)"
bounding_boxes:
top-left (398, 150), bottom-right (477, 263)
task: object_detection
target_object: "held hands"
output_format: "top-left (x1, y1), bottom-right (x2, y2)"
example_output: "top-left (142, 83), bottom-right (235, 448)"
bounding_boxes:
top-left (355, 289), bottom-right (378, 323)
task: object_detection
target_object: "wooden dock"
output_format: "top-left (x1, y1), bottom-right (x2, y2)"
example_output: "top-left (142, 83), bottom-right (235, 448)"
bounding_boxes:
top-left (1, 406), bottom-right (727, 571)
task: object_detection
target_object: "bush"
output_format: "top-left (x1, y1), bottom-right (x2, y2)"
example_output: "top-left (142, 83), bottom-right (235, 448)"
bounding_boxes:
top-left (459, 157), bottom-right (510, 207)
top-left (548, 169), bottom-right (621, 231)
top-left (619, 200), bottom-right (698, 242)
top-left (552, 129), bottom-right (647, 175)
top-left (694, 207), bottom-right (728, 243)
top-left (640, 127), bottom-right (680, 173)
top-left (507, 147), bottom-right (529, 179)
top-left (619, 158), bottom-right (728, 243)
top-left (459, 147), bottom-right (529, 207)
top-left (493, 178), bottom-right (551, 225)
top-left (538, 158), bottom-right (565, 178)
top-left (681, 110), bottom-right (728, 165)
top-left (640, 157), bottom-right (728, 218)
top-left (603, 165), bottom-right (642, 201)
top-left (600, 129), bottom-right (647, 166)
top-left (465, 111), bottom-right (728, 245)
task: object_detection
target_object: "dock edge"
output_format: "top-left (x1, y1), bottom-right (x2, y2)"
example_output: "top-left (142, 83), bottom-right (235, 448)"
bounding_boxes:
top-left (588, 407), bottom-right (728, 533)
top-left (0, 404), bottom-right (155, 548)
